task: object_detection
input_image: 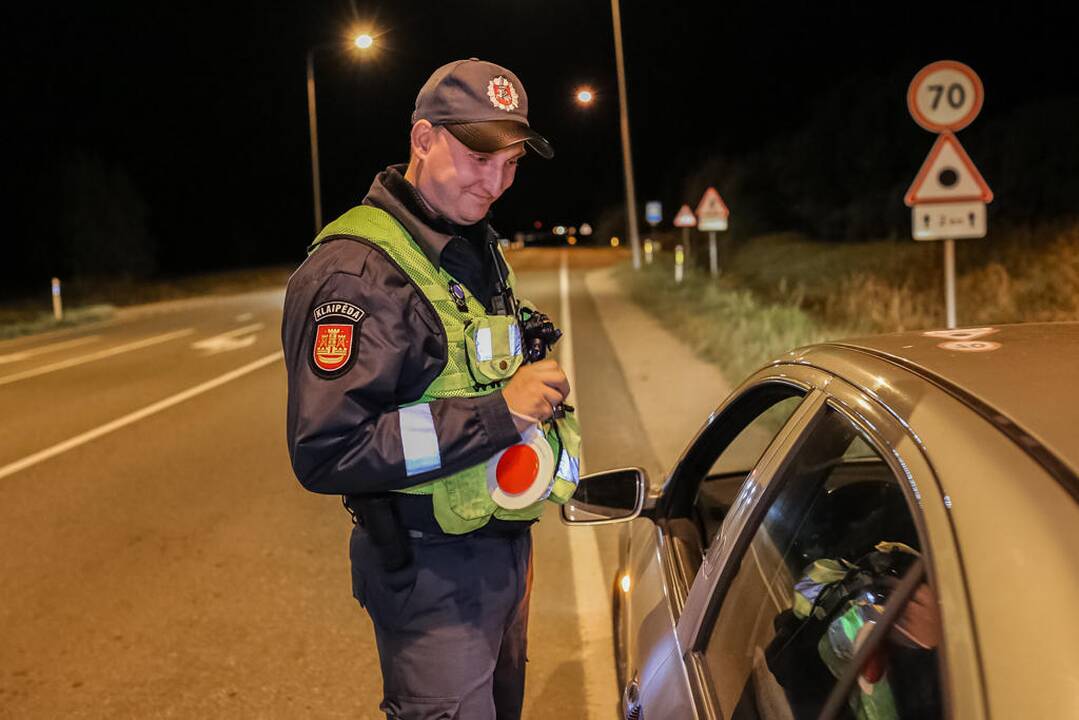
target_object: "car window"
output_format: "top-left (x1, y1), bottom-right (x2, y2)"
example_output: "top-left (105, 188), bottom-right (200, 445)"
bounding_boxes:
top-left (703, 404), bottom-right (942, 720)
top-left (695, 394), bottom-right (804, 550)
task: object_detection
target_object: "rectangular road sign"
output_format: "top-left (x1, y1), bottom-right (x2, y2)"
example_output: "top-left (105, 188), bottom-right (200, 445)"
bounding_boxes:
top-left (699, 217), bottom-right (728, 232)
top-left (912, 201), bottom-right (987, 241)
top-left (645, 201), bottom-right (662, 225)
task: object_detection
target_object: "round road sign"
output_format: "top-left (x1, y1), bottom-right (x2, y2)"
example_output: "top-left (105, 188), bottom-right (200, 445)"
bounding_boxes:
top-left (907, 60), bottom-right (984, 133)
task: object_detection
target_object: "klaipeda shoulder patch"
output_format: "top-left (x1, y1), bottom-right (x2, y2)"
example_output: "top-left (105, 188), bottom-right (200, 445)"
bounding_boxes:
top-left (313, 301), bottom-right (364, 323)
top-left (310, 300), bottom-right (366, 376)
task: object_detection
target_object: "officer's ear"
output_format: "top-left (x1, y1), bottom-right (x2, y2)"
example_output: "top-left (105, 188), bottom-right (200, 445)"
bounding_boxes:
top-left (410, 120), bottom-right (437, 161)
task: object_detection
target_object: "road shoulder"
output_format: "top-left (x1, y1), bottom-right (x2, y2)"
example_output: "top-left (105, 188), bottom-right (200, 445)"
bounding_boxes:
top-left (584, 266), bottom-right (733, 481)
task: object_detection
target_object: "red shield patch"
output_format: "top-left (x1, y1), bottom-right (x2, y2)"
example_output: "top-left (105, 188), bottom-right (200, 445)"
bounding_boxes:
top-left (313, 323), bottom-right (353, 372)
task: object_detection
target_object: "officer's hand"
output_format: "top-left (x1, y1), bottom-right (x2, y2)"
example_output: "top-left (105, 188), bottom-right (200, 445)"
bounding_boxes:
top-left (502, 360), bottom-right (570, 433)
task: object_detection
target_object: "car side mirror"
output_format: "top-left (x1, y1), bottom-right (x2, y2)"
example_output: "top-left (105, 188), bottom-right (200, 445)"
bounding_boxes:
top-left (560, 467), bottom-right (646, 526)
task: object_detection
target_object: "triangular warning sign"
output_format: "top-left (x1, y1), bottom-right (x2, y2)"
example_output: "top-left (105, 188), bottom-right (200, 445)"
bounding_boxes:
top-left (904, 132), bottom-right (993, 206)
top-left (673, 204), bottom-right (697, 228)
top-left (696, 187), bottom-right (729, 219)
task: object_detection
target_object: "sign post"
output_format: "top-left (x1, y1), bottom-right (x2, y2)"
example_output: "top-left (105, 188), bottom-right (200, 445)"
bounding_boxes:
top-left (905, 60), bottom-right (990, 329)
top-left (673, 203), bottom-right (697, 273)
top-left (645, 201), bottom-right (662, 265)
top-left (696, 187), bottom-right (730, 277)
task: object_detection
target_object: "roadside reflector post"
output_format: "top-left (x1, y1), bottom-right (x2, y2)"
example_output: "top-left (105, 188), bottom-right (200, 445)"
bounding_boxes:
top-left (681, 228), bottom-right (689, 271)
top-left (674, 245), bottom-right (685, 283)
top-left (51, 277), bottom-right (63, 322)
top-left (943, 239), bottom-right (957, 329)
top-left (644, 238), bottom-right (654, 264)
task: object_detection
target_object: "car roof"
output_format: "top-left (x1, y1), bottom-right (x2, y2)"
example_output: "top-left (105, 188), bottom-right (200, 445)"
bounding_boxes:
top-left (789, 321), bottom-right (1079, 482)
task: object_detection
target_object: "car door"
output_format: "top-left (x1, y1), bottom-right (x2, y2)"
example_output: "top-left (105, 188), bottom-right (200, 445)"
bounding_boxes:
top-left (624, 368), bottom-right (823, 717)
top-left (657, 375), bottom-right (814, 613)
top-left (671, 376), bottom-right (977, 720)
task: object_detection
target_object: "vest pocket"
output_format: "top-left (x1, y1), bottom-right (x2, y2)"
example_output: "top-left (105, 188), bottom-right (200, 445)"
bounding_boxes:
top-left (436, 465), bottom-right (497, 522)
top-left (464, 316), bottom-right (524, 384)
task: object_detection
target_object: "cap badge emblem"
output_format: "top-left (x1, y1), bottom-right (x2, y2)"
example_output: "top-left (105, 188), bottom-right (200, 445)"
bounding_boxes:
top-left (487, 76), bottom-right (519, 112)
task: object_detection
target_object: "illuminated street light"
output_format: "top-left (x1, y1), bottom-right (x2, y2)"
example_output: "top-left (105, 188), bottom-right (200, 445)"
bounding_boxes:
top-left (575, 87), bottom-right (595, 105)
top-left (306, 29), bottom-right (379, 233)
top-left (553, 225), bottom-right (566, 236)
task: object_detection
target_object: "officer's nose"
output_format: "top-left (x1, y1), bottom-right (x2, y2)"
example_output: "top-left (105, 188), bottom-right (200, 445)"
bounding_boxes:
top-left (481, 165), bottom-right (508, 199)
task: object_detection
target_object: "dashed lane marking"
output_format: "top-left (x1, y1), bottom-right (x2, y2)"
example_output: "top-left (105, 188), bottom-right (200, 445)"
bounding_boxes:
top-left (190, 323), bottom-right (264, 355)
top-left (0, 335), bottom-right (102, 365)
top-left (0, 351), bottom-right (283, 481)
top-left (0, 329), bottom-right (194, 387)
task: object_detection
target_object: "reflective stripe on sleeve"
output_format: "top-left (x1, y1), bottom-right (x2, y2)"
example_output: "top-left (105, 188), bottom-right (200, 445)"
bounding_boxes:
top-left (509, 323), bottom-right (522, 357)
top-left (475, 327), bottom-right (493, 361)
top-left (399, 404), bottom-right (442, 476)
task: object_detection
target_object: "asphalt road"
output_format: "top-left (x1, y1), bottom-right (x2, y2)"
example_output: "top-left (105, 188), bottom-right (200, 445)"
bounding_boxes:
top-left (0, 247), bottom-right (663, 719)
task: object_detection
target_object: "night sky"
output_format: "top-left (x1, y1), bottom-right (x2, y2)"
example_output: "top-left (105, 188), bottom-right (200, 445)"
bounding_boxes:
top-left (7, 1), bottom-right (1079, 294)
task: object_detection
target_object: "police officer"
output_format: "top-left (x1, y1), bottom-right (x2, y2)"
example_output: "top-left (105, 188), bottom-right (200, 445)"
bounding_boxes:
top-left (282, 59), bottom-right (582, 720)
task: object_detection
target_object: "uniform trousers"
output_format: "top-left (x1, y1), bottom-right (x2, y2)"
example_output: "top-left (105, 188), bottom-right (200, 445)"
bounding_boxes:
top-left (350, 524), bottom-right (533, 720)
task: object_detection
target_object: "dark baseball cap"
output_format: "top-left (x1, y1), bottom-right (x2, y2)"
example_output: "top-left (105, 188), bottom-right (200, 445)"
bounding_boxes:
top-left (412, 59), bottom-right (554, 160)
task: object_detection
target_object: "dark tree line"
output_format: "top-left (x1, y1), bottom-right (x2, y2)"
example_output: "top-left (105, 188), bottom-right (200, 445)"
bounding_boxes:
top-left (8, 154), bottom-right (155, 301)
top-left (678, 70), bottom-right (1079, 242)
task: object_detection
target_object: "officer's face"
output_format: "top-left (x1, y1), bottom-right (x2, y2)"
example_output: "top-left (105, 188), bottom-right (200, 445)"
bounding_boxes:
top-left (421, 128), bottom-right (524, 225)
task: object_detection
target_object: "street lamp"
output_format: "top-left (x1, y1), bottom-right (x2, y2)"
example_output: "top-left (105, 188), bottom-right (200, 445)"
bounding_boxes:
top-left (575, 87), bottom-right (595, 105)
top-left (305, 32), bottom-right (376, 234)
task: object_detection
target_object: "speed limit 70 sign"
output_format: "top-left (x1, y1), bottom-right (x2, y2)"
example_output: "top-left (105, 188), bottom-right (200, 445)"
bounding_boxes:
top-left (907, 60), bottom-right (984, 132)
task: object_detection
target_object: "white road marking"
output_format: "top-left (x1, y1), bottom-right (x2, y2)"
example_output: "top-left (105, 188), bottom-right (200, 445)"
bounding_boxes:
top-left (234, 313), bottom-right (254, 322)
top-left (0, 329), bottom-right (194, 387)
top-left (0, 351), bottom-right (283, 481)
top-left (190, 323), bottom-right (264, 355)
top-left (0, 335), bottom-right (101, 365)
top-left (560, 250), bottom-right (617, 717)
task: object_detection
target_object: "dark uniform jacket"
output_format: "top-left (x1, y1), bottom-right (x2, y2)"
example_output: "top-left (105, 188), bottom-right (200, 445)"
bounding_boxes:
top-left (281, 165), bottom-right (524, 512)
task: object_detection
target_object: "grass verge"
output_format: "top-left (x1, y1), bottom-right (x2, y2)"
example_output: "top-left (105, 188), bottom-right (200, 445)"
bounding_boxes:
top-left (619, 221), bottom-right (1079, 379)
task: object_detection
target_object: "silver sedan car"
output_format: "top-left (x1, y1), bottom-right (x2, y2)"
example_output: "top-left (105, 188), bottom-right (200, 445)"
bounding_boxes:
top-left (563, 322), bottom-right (1079, 720)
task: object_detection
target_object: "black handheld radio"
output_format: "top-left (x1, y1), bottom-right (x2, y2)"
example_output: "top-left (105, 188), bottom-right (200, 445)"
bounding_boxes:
top-left (486, 237), bottom-right (567, 418)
